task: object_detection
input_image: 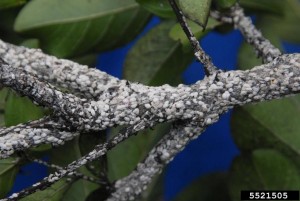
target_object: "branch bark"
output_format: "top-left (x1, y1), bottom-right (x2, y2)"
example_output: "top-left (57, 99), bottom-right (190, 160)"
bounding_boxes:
top-left (107, 54), bottom-right (300, 200)
top-left (0, 117), bottom-right (77, 158)
top-left (1, 51), bottom-right (300, 200)
top-left (0, 3), bottom-right (299, 200)
top-left (0, 40), bottom-right (119, 99)
top-left (1, 54), bottom-right (300, 135)
top-left (211, 5), bottom-right (282, 62)
top-left (168, 0), bottom-right (217, 76)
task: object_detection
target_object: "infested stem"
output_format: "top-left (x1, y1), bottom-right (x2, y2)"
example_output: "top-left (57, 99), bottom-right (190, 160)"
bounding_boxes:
top-left (168, 0), bottom-right (217, 76)
top-left (107, 122), bottom-right (205, 201)
top-left (0, 3), bottom-right (298, 198)
top-left (211, 4), bottom-right (282, 62)
top-left (0, 117), bottom-right (78, 158)
top-left (0, 40), bottom-right (120, 100)
top-left (1, 54), bottom-right (300, 160)
top-left (1, 52), bottom-right (300, 199)
top-left (24, 155), bottom-right (105, 185)
top-left (1, 121), bottom-right (152, 200)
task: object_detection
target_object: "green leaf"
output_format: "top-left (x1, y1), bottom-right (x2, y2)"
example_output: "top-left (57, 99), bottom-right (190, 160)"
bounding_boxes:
top-left (232, 15), bottom-right (300, 168)
top-left (169, 18), bottom-right (220, 49)
top-left (0, 8), bottom-right (24, 44)
top-left (0, 158), bottom-right (20, 198)
top-left (240, 0), bottom-right (286, 16)
top-left (20, 39), bottom-right (39, 49)
top-left (79, 131), bottom-right (107, 177)
top-left (70, 54), bottom-right (98, 67)
top-left (124, 20), bottom-right (194, 86)
top-left (229, 150), bottom-right (300, 201)
top-left (29, 144), bottom-right (52, 154)
top-left (252, 150), bottom-right (300, 189)
top-left (14, 0), bottom-right (151, 58)
top-left (177, 0), bottom-right (212, 27)
top-left (169, 20), bottom-right (201, 46)
top-left (20, 179), bottom-right (72, 201)
top-left (136, 0), bottom-right (175, 18)
top-left (7, 80), bottom-right (51, 153)
top-left (62, 176), bottom-right (99, 201)
top-left (174, 173), bottom-right (230, 201)
top-left (85, 187), bottom-right (110, 201)
top-left (231, 95), bottom-right (300, 168)
top-left (107, 123), bottom-right (170, 181)
top-left (50, 137), bottom-right (100, 201)
top-left (237, 42), bottom-right (261, 70)
top-left (4, 91), bottom-right (44, 126)
top-left (141, 171), bottom-right (165, 201)
top-left (257, 0), bottom-right (300, 44)
top-left (228, 154), bottom-right (264, 200)
top-left (0, 0), bottom-right (27, 10)
top-left (0, 88), bottom-right (9, 127)
top-left (213, 0), bottom-right (237, 9)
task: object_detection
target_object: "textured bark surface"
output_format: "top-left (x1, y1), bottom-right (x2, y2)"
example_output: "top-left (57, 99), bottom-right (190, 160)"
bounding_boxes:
top-left (211, 5), bottom-right (282, 63)
top-left (0, 3), bottom-right (299, 201)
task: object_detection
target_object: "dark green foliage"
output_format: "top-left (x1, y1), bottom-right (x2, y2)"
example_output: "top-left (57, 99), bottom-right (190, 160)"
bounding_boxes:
top-left (228, 150), bottom-right (300, 201)
top-left (0, 158), bottom-right (20, 198)
top-left (14, 0), bottom-right (151, 58)
top-left (213, 0), bottom-right (237, 9)
top-left (4, 91), bottom-right (44, 127)
top-left (85, 187), bottom-right (110, 201)
top-left (20, 179), bottom-right (73, 201)
top-left (136, 0), bottom-right (175, 18)
top-left (174, 173), bottom-right (231, 201)
top-left (0, 0), bottom-right (27, 10)
top-left (49, 137), bottom-right (100, 201)
top-left (124, 20), bottom-right (194, 86)
top-left (229, 1), bottom-right (300, 200)
top-left (177, 0), bottom-right (212, 27)
top-left (0, 0), bottom-right (299, 200)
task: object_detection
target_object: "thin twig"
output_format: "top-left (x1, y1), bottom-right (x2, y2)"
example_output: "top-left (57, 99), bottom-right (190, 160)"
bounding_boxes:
top-left (168, 0), bottom-right (217, 76)
top-left (1, 120), bottom-right (151, 200)
top-left (23, 154), bottom-right (106, 185)
top-left (0, 117), bottom-right (78, 158)
top-left (211, 4), bottom-right (282, 63)
top-left (1, 46), bottom-right (300, 200)
top-left (0, 2), bottom-right (297, 200)
top-left (107, 121), bottom-right (205, 201)
top-left (1, 54), bottom-right (300, 159)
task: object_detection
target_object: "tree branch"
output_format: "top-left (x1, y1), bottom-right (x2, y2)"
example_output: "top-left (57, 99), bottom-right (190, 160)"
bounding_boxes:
top-left (108, 122), bottom-right (205, 201)
top-left (0, 52), bottom-right (299, 199)
top-left (168, 0), bottom-right (217, 76)
top-left (1, 120), bottom-right (154, 200)
top-left (211, 4), bottom-right (282, 62)
top-left (24, 154), bottom-right (105, 185)
top-left (0, 117), bottom-right (78, 158)
top-left (1, 53), bottom-right (300, 160)
top-left (106, 53), bottom-right (300, 200)
top-left (0, 2), bottom-right (298, 200)
top-left (0, 39), bottom-right (120, 100)
top-left (2, 54), bottom-right (300, 127)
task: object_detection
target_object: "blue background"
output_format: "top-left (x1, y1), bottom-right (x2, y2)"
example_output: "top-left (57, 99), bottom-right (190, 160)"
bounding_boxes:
top-left (11, 16), bottom-right (300, 200)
